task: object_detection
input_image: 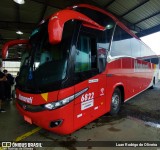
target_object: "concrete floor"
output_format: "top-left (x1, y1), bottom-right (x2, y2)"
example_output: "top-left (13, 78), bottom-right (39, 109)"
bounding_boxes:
top-left (0, 82), bottom-right (160, 150)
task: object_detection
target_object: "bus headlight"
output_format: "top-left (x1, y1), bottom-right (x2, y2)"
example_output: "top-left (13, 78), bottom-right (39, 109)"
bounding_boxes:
top-left (44, 88), bottom-right (88, 110)
top-left (44, 95), bottom-right (74, 110)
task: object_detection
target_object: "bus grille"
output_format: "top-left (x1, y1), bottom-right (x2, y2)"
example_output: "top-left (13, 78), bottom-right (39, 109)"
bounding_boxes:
top-left (17, 99), bottom-right (45, 112)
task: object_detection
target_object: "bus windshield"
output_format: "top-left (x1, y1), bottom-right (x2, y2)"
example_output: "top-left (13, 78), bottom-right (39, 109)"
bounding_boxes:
top-left (16, 20), bottom-right (76, 93)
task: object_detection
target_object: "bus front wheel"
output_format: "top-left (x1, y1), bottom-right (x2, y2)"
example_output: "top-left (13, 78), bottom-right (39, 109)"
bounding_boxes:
top-left (150, 77), bottom-right (155, 89)
top-left (110, 88), bottom-right (121, 115)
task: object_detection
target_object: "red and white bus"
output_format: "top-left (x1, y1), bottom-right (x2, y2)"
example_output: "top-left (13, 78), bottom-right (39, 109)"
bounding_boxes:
top-left (2, 4), bottom-right (159, 134)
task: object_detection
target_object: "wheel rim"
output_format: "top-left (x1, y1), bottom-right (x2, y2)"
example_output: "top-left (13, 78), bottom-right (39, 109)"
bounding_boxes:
top-left (112, 94), bottom-right (119, 110)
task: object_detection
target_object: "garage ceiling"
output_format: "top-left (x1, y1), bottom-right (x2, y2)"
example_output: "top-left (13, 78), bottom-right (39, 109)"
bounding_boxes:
top-left (0, 0), bottom-right (160, 58)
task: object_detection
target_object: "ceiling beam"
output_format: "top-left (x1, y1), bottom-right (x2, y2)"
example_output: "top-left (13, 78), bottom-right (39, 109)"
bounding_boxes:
top-left (15, 3), bottom-right (21, 39)
top-left (103, 0), bottom-right (116, 8)
top-left (0, 21), bottom-right (36, 33)
top-left (15, 3), bottom-right (20, 23)
top-left (134, 11), bottom-right (160, 25)
top-left (0, 38), bottom-right (18, 42)
top-left (76, 0), bottom-right (101, 7)
top-left (31, 0), bottom-right (142, 33)
top-left (30, 0), bottom-right (72, 9)
top-left (136, 24), bottom-right (160, 37)
top-left (37, 0), bottom-right (48, 23)
top-left (84, 0), bottom-right (142, 33)
top-left (120, 20), bottom-right (142, 33)
top-left (120, 0), bottom-right (149, 17)
top-left (31, 0), bottom-right (102, 9)
top-left (89, 0), bottom-right (142, 33)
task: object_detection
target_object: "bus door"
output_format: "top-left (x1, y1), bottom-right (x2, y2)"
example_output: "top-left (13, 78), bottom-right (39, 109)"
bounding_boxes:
top-left (73, 32), bottom-right (107, 129)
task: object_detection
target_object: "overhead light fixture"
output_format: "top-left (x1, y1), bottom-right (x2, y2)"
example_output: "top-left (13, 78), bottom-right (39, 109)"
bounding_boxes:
top-left (13, 0), bottom-right (25, 4)
top-left (16, 31), bottom-right (23, 35)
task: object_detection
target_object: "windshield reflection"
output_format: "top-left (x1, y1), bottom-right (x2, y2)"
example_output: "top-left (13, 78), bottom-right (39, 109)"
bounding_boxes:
top-left (16, 20), bottom-right (76, 93)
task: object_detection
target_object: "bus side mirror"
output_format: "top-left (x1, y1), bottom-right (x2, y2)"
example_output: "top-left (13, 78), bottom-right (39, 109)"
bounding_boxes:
top-left (48, 17), bottom-right (63, 45)
top-left (48, 10), bottom-right (105, 45)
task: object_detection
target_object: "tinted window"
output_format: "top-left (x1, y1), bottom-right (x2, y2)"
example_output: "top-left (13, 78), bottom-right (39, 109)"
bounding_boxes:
top-left (141, 44), bottom-right (155, 58)
top-left (130, 38), bottom-right (141, 58)
top-left (140, 43), bottom-right (157, 64)
top-left (151, 57), bottom-right (159, 64)
top-left (17, 20), bottom-right (76, 93)
top-left (75, 35), bottom-right (92, 72)
top-left (74, 7), bottom-right (115, 71)
top-left (75, 23), bottom-right (114, 73)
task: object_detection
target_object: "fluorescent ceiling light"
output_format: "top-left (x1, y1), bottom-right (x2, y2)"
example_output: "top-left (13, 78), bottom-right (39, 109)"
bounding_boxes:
top-left (13, 0), bottom-right (25, 4)
top-left (16, 31), bottom-right (23, 35)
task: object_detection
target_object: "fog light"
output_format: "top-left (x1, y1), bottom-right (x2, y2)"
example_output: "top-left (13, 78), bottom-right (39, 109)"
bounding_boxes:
top-left (50, 120), bottom-right (63, 128)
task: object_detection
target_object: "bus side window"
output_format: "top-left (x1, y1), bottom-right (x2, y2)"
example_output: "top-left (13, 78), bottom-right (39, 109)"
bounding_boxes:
top-left (110, 25), bottom-right (132, 57)
top-left (151, 57), bottom-right (159, 64)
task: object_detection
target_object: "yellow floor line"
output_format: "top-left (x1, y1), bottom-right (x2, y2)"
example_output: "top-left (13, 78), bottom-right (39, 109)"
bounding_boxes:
top-left (0, 127), bottom-right (41, 149)
top-left (15, 127), bottom-right (42, 142)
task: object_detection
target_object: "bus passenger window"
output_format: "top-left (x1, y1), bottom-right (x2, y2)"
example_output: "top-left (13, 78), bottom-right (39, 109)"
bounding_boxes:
top-left (110, 25), bottom-right (132, 57)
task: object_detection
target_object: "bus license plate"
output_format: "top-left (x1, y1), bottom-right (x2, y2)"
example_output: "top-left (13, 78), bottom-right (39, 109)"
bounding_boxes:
top-left (24, 115), bottom-right (32, 124)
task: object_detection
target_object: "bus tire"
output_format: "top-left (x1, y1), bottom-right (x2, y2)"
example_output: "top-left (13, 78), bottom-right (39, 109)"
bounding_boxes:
top-left (110, 88), bottom-right (121, 116)
top-left (150, 77), bottom-right (155, 89)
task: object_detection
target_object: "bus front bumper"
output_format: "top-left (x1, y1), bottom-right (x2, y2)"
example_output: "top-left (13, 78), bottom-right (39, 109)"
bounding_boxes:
top-left (16, 101), bottom-right (74, 135)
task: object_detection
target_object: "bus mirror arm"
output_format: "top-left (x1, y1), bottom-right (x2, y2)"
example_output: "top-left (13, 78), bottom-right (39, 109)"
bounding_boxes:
top-left (2, 39), bottom-right (29, 59)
